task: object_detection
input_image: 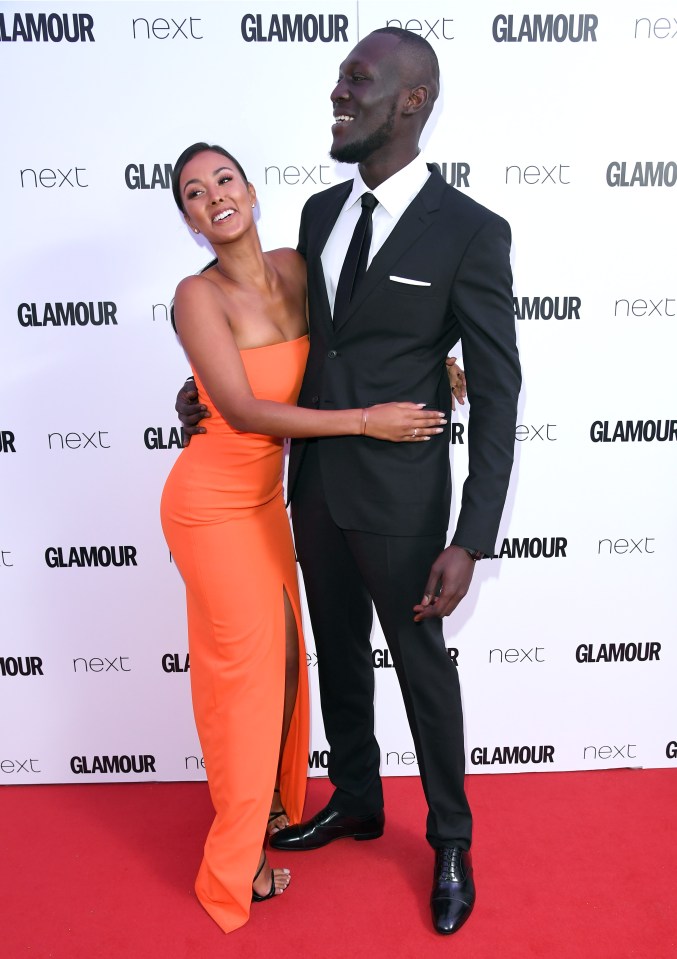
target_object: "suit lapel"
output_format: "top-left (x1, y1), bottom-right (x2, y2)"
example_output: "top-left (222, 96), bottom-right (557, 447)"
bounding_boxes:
top-left (308, 182), bottom-right (352, 330)
top-left (334, 167), bottom-right (447, 332)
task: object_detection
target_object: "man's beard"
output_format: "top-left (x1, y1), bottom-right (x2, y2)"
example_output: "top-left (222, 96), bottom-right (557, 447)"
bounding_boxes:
top-left (330, 102), bottom-right (397, 165)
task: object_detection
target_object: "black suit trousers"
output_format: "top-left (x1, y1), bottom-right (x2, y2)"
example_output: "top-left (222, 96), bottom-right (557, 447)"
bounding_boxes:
top-left (291, 442), bottom-right (472, 849)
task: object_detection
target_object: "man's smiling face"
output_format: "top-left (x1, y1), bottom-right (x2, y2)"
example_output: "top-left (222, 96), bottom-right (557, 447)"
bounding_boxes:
top-left (329, 33), bottom-right (407, 165)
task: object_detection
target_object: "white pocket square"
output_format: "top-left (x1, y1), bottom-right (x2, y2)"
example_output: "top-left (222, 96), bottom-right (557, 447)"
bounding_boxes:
top-left (389, 275), bottom-right (432, 287)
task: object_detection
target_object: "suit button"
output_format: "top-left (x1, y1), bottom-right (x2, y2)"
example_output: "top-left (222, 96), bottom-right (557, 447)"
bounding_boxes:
top-left (327, 350), bottom-right (337, 359)
top-left (311, 395), bottom-right (319, 404)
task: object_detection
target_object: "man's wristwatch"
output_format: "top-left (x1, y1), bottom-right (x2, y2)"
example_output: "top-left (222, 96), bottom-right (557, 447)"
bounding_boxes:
top-left (460, 547), bottom-right (485, 562)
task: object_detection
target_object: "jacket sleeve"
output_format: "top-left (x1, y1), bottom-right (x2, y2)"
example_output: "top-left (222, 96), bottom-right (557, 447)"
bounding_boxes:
top-left (449, 215), bottom-right (522, 556)
top-left (297, 199), bottom-right (310, 260)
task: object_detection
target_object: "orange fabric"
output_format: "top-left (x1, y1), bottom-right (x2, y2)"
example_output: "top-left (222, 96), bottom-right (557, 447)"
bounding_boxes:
top-left (160, 336), bottom-right (310, 933)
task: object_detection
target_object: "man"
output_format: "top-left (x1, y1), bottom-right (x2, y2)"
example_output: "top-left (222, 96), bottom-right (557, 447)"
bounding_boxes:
top-left (180, 28), bottom-right (521, 935)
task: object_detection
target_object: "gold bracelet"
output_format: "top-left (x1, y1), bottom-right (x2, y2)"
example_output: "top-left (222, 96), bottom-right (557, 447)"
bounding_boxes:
top-left (361, 408), bottom-right (368, 435)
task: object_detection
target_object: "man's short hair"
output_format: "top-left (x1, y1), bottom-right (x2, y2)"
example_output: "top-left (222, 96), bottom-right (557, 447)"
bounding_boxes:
top-left (372, 27), bottom-right (440, 104)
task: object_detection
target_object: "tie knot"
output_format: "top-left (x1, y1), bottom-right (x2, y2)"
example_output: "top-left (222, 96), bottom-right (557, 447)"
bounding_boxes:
top-left (361, 192), bottom-right (378, 212)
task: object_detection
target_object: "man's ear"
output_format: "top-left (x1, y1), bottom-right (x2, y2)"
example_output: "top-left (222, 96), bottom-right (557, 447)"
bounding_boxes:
top-left (403, 84), bottom-right (429, 115)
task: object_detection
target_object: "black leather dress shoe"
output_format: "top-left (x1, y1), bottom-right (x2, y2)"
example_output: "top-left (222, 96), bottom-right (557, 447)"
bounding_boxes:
top-left (269, 804), bottom-right (385, 851)
top-left (430, 846), bottom-right (475, 935)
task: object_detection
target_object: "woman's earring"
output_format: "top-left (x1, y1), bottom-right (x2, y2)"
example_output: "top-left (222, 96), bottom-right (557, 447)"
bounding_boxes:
top-left (193, 228), bottom-right (199, 234)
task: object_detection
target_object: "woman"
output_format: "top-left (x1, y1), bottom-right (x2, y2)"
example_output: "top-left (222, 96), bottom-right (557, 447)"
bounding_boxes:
top-left (160, 143), bottom-right (449, 934)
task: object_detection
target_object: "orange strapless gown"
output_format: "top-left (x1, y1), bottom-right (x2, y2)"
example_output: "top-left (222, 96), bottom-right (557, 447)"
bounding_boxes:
top-left (160, 335), bottom-right (310, 934)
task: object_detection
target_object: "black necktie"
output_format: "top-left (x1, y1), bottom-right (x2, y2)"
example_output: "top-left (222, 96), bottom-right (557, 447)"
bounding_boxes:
top-left (333, 192), bottom-right (378, 325)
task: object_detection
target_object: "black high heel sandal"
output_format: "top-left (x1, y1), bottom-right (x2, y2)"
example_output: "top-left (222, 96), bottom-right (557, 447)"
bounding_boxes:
top-left (252, 856), bottom-right (278, 903)
top-left (267, 788), bottom-right (288, 834)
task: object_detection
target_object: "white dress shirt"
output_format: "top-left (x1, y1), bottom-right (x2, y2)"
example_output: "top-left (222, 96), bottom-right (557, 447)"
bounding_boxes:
top-left (321, 152), bottom-right (431, 316)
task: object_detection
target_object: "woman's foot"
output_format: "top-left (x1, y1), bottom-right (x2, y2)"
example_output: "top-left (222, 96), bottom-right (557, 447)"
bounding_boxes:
top-left (252, 852), bottom-right (290, 902)
top-left (267, 788), bottom-right (289, 836)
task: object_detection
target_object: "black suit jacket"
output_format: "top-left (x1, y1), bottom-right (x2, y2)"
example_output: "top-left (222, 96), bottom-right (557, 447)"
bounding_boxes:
top-left (289, 166), bottom-right (521, 554)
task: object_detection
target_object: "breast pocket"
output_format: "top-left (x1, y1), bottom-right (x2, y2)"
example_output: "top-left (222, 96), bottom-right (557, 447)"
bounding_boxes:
top-left (372, 278), bottom-right (446, 341)
top-left (384, 275), bottom-right (437, 297)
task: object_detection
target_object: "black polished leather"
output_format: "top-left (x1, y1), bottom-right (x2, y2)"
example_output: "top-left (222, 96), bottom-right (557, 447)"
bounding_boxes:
top-left (430, 846), bottom-right (475, 935)
top-left (269, 804), bottom-right (385, 851)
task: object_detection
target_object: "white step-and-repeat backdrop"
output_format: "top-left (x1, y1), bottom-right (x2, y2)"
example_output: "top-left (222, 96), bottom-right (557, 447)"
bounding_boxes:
top-left (2, 1), bottom-right (675, 785)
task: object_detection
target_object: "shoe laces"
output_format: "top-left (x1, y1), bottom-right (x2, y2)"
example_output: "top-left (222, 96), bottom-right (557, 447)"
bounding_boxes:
top-left (439, 846), bottom-right (462, 882)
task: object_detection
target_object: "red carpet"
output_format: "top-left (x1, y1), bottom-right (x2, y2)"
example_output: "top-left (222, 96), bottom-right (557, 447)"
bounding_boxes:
top-left (2, 770), bottom-right (675, 958)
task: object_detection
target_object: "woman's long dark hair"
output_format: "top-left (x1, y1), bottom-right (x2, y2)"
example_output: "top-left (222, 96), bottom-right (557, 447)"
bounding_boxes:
top-left (170, 143), bottom-right (249, 331)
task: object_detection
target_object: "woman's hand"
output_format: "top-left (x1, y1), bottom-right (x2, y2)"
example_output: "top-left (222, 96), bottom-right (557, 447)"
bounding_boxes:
top-left (446, 356), bottom-right (467, 411)
top-left (363, 403), bottom-right (447, 442)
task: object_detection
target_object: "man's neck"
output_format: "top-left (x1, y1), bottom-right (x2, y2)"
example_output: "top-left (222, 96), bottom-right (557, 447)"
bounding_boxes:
top-left (357, 144), bottom-right (421, 190)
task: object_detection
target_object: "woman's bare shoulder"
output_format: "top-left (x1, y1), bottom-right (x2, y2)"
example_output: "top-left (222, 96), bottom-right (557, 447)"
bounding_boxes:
top-left (175, 265), bottom-right (219, 295)
top-left (267, 247), bottom-right (306, 273)
top-left (173, 270), bottom-right (228, 333)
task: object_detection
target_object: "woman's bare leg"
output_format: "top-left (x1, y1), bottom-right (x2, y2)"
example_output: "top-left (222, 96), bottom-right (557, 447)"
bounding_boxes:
top-left (267, 588), bottom-right (299, 835)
